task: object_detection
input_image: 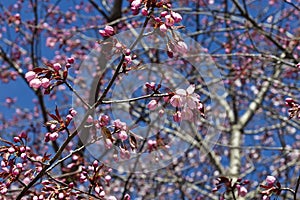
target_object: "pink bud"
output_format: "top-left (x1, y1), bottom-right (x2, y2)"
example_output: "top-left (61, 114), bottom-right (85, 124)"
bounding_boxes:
top-left (13, 137), bottom-right (20, 143)
top-left (66, 114), bottom-right (73, 121)
top-left (125, 56), bottom-right (132, 63)
top-left (8, 147), bottom-right (15, 154)
top-left (41, 78), bottom-right (50, 88)
top-left (67, 57), bottom-right (75, 64)
top-left (93, 160), bottom-right (98, 167)
top-left (160, 24), bottom-right (168, 32)
top-left (175, 41), bottom-right (188, 53)
top-left (25, 71), bottom-right (36, 82)
top-left (105, 138), bottom-right (113, 149)
top-left (147, 100), bottom-right (158, 110)
top-left (125, 49), bottom-right (131, 56)
top-left (99, 29), bottom-right (107, 37)
top-left (285, 97), bottom-right (294, 104)
top-left (69, 108), bottom-right (77, 117)
top-left (160, 11), bottom-right (168, 17)
top-left (50, 124), bottom-right (56, 131)
top-left (20, 152), bottom-right (27, 159)
top-left (171, 12), bottom-right (182, 23)
top-left (266, 175), bottom-right (276, 185)
top-left (124, 194), bottom-right (131, 200)
top-left (19, 146), bottom-right (26, 153)
top-left (154, 17), bottom-right (162, 23)
top-left (16, 163), bottom-right (23, 168)
top-left (173, 111), bottom-right (182, 122)
top-left (104, 25), bottom-right (114, 35)
top-left (141, 8), bottom-right (148, 16)
top-left (238, 186), bottom-right (247, 197)
top-left (105, 175), bottom-right (111, 182)
top-left (29, 78), bottom-right (42, 89)
top-left (52, 63), bottom-right (62, 71)
top-left (116, 42), bottom-right (122, 49)
top-left (49, 132), bottom-right (59, 141)
top-left (100, 115), bottom-right (110, 126)
top-left (12, 168), bottom-right (20, 176)
top-left (19, 131), bottom-right (27, 138)
top-left (99, 190), bottom-right (105, 197)
top-left (58, 193), bottom-right (64, 199)
top-left (118, 130), bottom-right (128, 141)
top-left (165, 15), bottom-right (175, 27)
top-left (131, 0), bottom-right (141, 7)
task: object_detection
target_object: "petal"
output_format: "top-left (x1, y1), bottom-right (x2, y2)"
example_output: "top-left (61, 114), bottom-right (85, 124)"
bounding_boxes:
top-left (187, 97), bottom-right (197, 109)
top-left (186, 84), bottom-right (195, 94)
top-left (176, 89), bottom-right (186, 96)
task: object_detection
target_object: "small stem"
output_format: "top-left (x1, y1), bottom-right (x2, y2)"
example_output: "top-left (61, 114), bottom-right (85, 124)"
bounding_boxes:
top-left (294, 173), bottom-right (300, 200)
top-left (231, 188), bottom-right (237, 200)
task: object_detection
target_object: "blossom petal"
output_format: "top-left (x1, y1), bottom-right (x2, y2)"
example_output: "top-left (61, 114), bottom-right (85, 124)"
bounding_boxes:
top-left (186, 84), bottom-right (195, 94)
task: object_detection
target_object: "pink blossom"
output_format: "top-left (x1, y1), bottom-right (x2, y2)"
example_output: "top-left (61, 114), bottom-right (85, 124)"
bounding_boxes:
top-left (181, 107), bottom-right (193, 120)
top-left (99, 30), bottom-right (107, 37)
top-left (29, 78), bottom-right (42, 89)
top-left (175, 41), bottom-right (188, 53)
top-left (52, 63), bottom-right (62, 71)
top-left (113, 119), bottom-right (127, 130)
top-left (25, 71), bottom-right (36, 82)
top-left (69, 108), bottom-right (77, 117)
top-left (105, 175), bottom-right (111, 182)
top-left (131, 0), bottom-right (141, 8)
top-left (141, 8), bottom-right (148, 16)
top-left (118, 130), bottom-right (128, 141)
top-left (67, 57), bottom-right (75, 64)
top-left (20, 152), bottom-right (27, 159)
top-left (160, 11), bottom-right (168, 17)
top-left (49, 132), bottom-right (58, 141)
top-left (160, 24), bottom-right (168, 32)
top-left (176, 85), bottom-right (199, 109)
top-left (13, 137), bottom-right (20, 143)
top-left (148, 139), bottom-right (157, 152)
top-left (104, 25), bottom-right (114, 35)
top-left (238, 186), bottom-right (247, 197)
top-left (266, 175), bottom-right (276, 185)
top-left (145, 82), bottom-right (156, 90)
top-left (165, 15), bottom-right (175, 27)
top-left (171, 11), bottom-right (182, 23)
top-left (99, 114), bottom-right (110, 126)
top-left (66, 114), bottom-right (73, 121)
top-left (170, 95), bottom-right (183, 107)
top-left (125, 55), bottom-right (132, 63)
top-left (147, 100), bottom-right (158, 110)
top-left (105, 138), bottom-right (113, 149)
top-left (120, 148), bottom-right (130, 159)
top-left (8, 147), bottom-right (15, 154)
top-left (124, 194), bottom-right (131, 200)
top-left (41, 78), bottom-right (50, 88)
top-left (46, 37), bottom-right (56, 47)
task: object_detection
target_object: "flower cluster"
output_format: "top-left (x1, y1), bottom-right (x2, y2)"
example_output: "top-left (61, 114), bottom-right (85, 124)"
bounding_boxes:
top-left (212, 176), bottom-right (249, 199)
top-left (146, 84), bottom-right (204, 122)
top-left (260, 175), bottom-right (281, 200)
top-left (25, 57), bottom-right (75, 93)
top-left (44, 107), bottom-right (77, 142)
top-left (285, 97), bottom-right (300, 119)
top-left (0, 131), bottom-right (51, 196)
top-left (99, 25), bottom-right (115, 37)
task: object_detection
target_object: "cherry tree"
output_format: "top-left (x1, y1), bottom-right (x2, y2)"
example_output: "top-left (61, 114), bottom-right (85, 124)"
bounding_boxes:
top-left (0, 0), bottom-right (300, 199)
